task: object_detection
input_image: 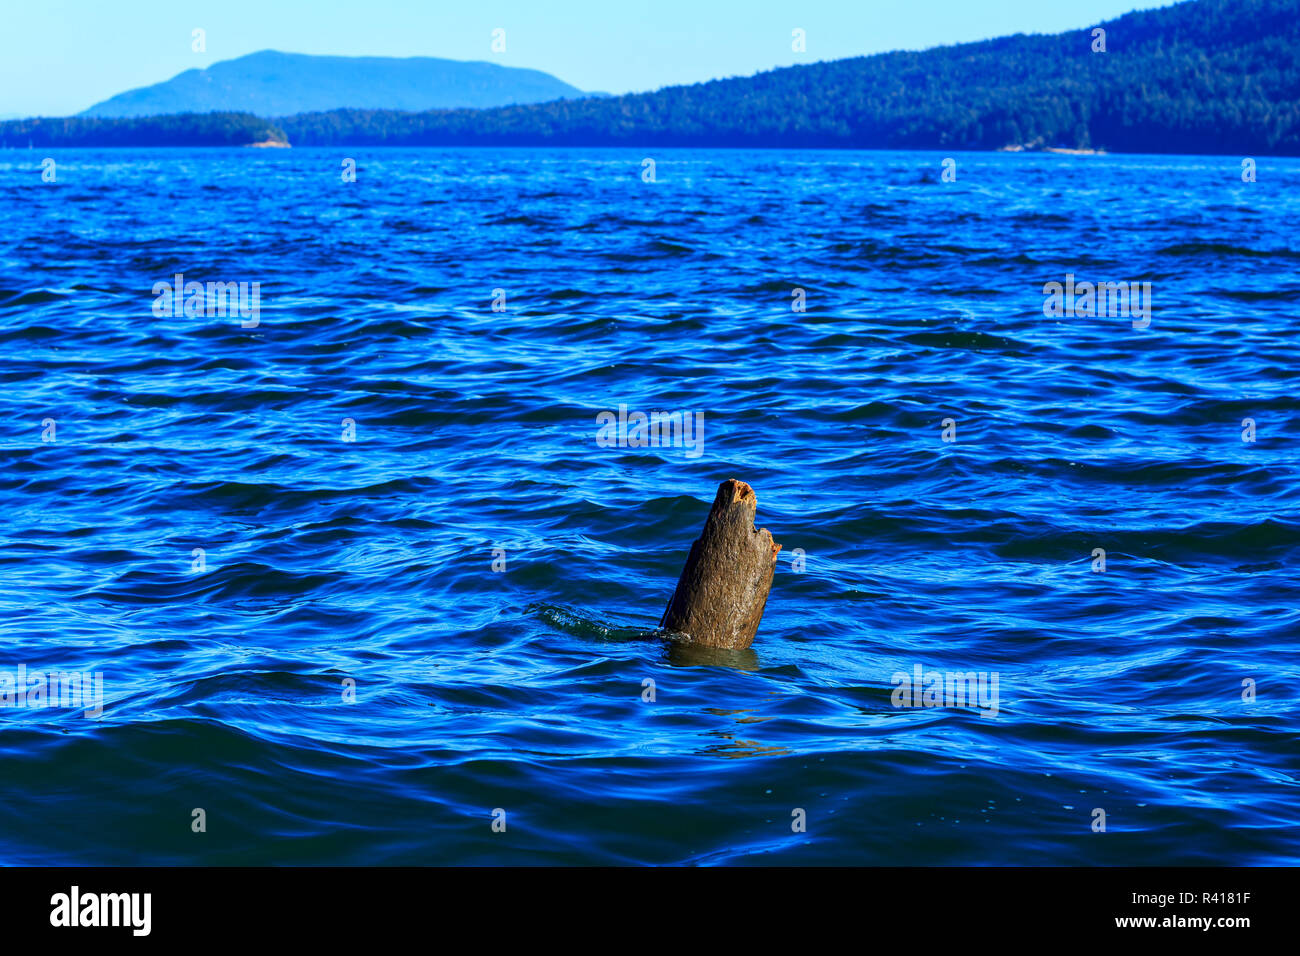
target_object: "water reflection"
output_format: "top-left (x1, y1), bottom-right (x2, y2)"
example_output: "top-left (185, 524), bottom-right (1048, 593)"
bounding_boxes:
top-left (696, 707), bottom-right (789, 758)
top-left (662, 640), bottom-right (760, 671)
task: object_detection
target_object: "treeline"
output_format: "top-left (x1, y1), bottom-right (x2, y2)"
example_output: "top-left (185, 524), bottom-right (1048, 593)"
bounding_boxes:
top-left (0, 112), bottom-right (286, 148)
top-left (5, 0), bottom-right (1299, 154)
top-left (276, 0), bottom-right (1300, 154)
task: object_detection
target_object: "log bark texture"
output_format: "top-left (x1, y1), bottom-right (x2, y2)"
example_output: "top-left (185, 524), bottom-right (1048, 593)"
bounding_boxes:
top-left (660, 479), bottom-right (780, 650)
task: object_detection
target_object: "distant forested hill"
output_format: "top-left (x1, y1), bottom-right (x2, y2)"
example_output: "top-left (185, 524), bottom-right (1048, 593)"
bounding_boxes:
top-left (277, 0), bottom-right (1300, 153)
top-left (79, 51), bottom-right (589, 118)
top-left (4, 0), bottom-right (1298, 154)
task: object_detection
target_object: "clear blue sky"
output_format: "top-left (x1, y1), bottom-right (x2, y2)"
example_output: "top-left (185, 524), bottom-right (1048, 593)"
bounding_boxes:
top-left (1, 0), bottom-right (1175, 117)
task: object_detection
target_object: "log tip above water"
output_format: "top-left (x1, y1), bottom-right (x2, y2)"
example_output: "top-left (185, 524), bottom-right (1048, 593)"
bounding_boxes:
top-left (660, 478), bottom-right (781, 651)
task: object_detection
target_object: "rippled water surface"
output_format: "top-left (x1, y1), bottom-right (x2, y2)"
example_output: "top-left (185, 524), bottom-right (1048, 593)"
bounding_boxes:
top-left (1, 147), bottom-right (1297, 864)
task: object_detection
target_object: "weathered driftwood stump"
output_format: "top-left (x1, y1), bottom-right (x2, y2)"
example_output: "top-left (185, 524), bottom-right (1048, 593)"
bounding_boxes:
top-left (660, 479), bottom-right (780, 650)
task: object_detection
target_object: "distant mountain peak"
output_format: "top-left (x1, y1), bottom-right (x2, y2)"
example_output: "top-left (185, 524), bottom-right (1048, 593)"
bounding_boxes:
top-left (80, 50), bottom-right (589, 118)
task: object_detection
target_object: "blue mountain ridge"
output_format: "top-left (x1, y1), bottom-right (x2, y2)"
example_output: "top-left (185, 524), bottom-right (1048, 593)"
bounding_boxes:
top-left (80, 49), bottom-right (593, 117)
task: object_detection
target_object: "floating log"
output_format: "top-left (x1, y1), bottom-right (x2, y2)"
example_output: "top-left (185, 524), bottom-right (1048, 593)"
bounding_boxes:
top-left (660, 479), bottom-right (780, 650)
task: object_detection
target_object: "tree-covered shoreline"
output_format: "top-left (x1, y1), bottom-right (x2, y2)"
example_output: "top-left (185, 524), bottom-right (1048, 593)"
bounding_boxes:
top-left (4, 0), bottom-right (1298, 155)
top-left (0, 112), bottom-right (287, 148)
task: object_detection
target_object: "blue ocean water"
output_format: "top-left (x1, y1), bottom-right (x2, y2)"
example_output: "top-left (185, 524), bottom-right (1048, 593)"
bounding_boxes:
top-left (0, 147), bottom-right (1297, 865)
